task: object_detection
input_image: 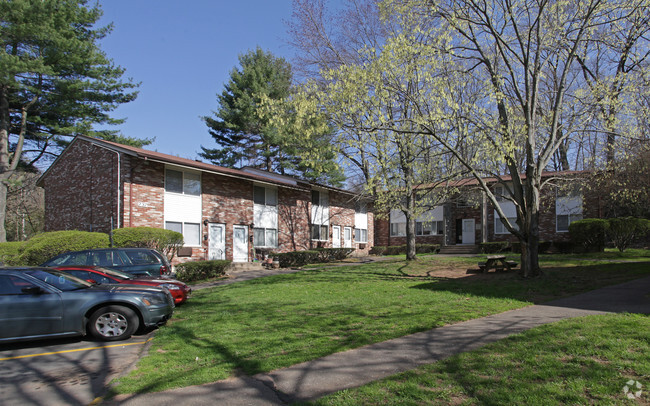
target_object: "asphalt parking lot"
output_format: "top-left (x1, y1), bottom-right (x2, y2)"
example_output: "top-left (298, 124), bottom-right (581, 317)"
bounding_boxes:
top-left (0, 332), bottom-right (154, 406)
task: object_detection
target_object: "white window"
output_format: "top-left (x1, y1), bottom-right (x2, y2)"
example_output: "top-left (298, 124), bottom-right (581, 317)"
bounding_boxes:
top-left (311, 224), bottom-right (329, 241)
top-left (165, 169), bottom-right (201, 196)
top-left (312, 190), bottom-right (328, 207)
top-left (556, 214), bottom-right (583, 232)
top-left (354, 228), bottom-right (368, 243)
top-left (495, 216), bottom-right (518, 234)
top-left (165, 221), bottom-right (201, 246)
top-left (494, 186), bottom-right (506, 202)
top-left (254, 186), bottom-right (277, 206)
top-left (390, 222), bottom-right (406, 236)
top-left (254, 228), bottom-right (278, 248)
top-left (556, 186), bottom-right (583, 232)
top-left (416, 221), bottom-right (444, 236)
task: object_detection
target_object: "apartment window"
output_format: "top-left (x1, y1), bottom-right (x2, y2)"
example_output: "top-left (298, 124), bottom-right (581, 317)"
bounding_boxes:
top-left (390, 222), bottom-right (406, 236)
top-left (254, 228), bottom-right (278, 248)
top-left (311, 224), bottom-right (329, 241)
top-left (165, 169), bottom-right (200, 196)
top-left (494, 186), bottom-right (506, 202)
top-left (557, 214), bottom-right (583, 232)
top-left (416, 221), bottom-right (444, 236)
top-left (354, 228), bottom-right (368, 243)
top-left (495, 216), bottom-right (518, 234)
top-left (165, 221), bottom-right (201, 246)
top-left (311, 190), bottom-right (328, 207)
top-left (254, 186), bottom-right (277, 206)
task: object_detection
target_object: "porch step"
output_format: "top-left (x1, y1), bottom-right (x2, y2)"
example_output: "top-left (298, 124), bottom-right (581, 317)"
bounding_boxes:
top-left (227, 262), bottom-right (266, 272)
top-left (438, 245), bottom-right (479, 255)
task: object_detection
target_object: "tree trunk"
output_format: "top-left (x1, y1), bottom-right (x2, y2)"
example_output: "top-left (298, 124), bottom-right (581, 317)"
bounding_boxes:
top-left (520, 184), bottom-right (542, 278)
top-left (406, 213), bottom-right (416, 260)
top-left (0, 177), bottom-right (7, 243)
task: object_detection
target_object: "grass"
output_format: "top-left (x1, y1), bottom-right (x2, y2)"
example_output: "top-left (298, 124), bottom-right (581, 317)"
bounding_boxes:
top-left (111, 251), bottom-right (650, 395)
top-left (309, 313), bottom-right (650, 405)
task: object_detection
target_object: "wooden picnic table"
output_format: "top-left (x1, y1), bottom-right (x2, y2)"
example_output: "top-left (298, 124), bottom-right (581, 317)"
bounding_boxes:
top-left (478, 255), bottom-right (517, 273)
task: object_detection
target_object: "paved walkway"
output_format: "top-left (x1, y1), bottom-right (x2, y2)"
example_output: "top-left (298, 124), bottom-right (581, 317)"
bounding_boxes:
top-left (106, 268), bottom-right (650, 406)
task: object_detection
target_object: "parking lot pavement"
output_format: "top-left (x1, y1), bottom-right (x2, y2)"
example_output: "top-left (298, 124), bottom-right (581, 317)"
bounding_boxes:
top-left (0, 333), bottom-right (153, 406)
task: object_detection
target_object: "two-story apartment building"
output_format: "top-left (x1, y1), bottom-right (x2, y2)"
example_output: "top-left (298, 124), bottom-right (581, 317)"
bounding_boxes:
top-left (37, 136), bottom-right (373, 263)
top-left (375, 172), bottom-right (598, 248)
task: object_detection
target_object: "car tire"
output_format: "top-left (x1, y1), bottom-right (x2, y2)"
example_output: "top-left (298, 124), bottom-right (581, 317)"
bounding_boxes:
top-left (88, 305), bottom-right (140, 341)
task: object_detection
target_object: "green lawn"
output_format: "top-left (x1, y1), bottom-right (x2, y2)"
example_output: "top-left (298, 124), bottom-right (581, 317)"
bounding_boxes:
top-left (309, 313), bottom-right (650, 405)
top-left (111, 251), bottom-right (650, 395)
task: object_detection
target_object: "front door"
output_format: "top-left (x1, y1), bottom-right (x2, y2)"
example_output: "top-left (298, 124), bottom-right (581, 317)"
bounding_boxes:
top-left (343, 227), bottom-right (352, 248)
top-left (208, 223), bottom-right (225, 260)
top-left (233, 225), bottom-right (248, 262)
top-left (462, 219), bottom-right (475, 244)
top-left (332, 226), bottom-right (341, 248)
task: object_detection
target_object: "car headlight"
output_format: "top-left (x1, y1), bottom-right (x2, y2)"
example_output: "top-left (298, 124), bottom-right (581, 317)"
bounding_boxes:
top-left (141, 294), bottom-right (167, 306)
top-left (160, 283), bottom-right (181, 291)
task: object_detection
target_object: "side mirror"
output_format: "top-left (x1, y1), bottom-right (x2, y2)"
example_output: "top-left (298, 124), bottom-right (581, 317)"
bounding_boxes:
top-left (21, 286), bottom-right (43, 295)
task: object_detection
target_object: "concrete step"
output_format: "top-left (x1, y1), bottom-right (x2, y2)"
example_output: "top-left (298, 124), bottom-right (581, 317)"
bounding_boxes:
top-left (438, 245), bottom-right (479, 255)
top-left (227, 262), bottom-right (266, 272)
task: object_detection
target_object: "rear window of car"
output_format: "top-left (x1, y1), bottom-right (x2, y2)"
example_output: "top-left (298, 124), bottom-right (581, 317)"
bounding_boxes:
top-left (124, 250), bottom-right (159, 265)
top-left (46, 252), bottom-right (89, 266)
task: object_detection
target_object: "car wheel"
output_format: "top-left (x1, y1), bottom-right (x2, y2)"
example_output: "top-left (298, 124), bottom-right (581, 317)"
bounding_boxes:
top-left (88, 305), bottom-right (140, 341)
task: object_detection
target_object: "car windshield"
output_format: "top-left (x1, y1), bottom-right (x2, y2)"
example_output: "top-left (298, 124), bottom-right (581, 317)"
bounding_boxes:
top-left (95, 266), bottom-right (133, 280)
top-left (25, 269), bottom-right (92, 291)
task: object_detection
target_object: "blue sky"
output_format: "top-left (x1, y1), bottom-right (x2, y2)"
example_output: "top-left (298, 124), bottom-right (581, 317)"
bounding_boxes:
top-left (97, 0), bottom-right (296, 160)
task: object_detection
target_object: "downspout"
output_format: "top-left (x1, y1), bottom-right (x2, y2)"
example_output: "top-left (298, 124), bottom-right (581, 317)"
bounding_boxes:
top-left (93, 143), bottom-right (121, 229)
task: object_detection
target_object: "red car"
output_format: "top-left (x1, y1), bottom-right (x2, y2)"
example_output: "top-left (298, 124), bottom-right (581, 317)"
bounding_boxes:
top-left (54, 266), bottom-right (191, 305)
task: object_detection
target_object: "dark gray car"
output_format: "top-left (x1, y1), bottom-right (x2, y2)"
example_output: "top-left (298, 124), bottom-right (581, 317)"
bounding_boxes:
top-left (0, 267), bottom-right (174, 343)
top-left (42, 248), bottom-right (172, 277)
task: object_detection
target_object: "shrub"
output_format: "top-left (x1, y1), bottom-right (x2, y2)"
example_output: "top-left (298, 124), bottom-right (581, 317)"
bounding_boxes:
top-left (20, 230), bottom-right (109, 265)
top-left (368, 244), bottom-right (439, 256)
top-left (479, 242), bottom-right (509, 254)
top-left (273, 248), bottom-right (355, 268)
top-left (112, 227), bottom-right (184, 260)
top-left (174, 260), bottom-right (231, 283)
top-left (552, 240), bottom-right (575, 254)
top-left (0, 241), bottom-right (26, 265)
top-left (569, 219), bottom-right (609, 252)
top-left (539, 241), bottom-right (552, 254)
top-left (607, 217), bottom-right (650, 252)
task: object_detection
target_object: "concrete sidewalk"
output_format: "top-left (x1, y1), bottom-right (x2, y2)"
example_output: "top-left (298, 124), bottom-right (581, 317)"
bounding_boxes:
top-left (106, 275), bottom-right (650, 406)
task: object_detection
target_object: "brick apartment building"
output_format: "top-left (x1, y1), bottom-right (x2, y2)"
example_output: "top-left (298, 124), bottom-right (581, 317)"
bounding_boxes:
top-left (37, 136), bottom-right (374, 263)
top-left (375, 172), bottom-right (600, 248)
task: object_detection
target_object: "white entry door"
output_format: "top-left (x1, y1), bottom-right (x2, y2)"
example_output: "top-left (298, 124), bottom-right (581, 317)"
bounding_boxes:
top-left (343, 227), bottom-right (352, 248)
top-left (233, 225), bottom-right (249, 262)
top-left (462, 219), bottom-right (475, 244)
top-left (208, 223), bottom-right (225, 260)
top-left (332, 226), bottom-right (341, 248)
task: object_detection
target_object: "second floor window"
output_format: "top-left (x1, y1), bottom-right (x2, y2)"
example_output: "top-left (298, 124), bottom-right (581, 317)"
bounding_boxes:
top-left (165, 169), bottom-right (200, 196)
top-left (254, 186), bottom-right (277, 206)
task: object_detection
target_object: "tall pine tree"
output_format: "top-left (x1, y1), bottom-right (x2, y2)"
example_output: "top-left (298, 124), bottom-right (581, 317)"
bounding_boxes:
top-left (0, 0), bottom-right (141, 242)
top-left (201, 47), bottom-right (344, 186)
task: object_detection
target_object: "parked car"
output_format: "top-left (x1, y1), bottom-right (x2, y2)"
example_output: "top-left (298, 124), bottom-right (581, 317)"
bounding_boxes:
top-left (0, 267), bottom-right (174, 343)
top-left (54, 265), bottom-right (191, 305)
top-left (42, 248), bottom-right (172, 277)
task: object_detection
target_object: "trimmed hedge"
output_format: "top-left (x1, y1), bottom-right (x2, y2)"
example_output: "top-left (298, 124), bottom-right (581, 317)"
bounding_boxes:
top-left (20, 230), bottom-right (109, 265)
top-left (112, 227), bottom-right (183, 259)
top-left (370, 244), bottom-right (440, 256)
top-left (607, 217), bottom-right (650, 252)
top-left (174, 260), bottom-right (231, 283)
top-left (0, 241), bottom-right (26, 265)
top-left (569, 218), bottom-right (609, 252)
top-left (510, 241), bottom-right (554, 254)
top-left (274, 248), bottom-right (355, 268)
top-left (479, 242), bottom-right (509, 254)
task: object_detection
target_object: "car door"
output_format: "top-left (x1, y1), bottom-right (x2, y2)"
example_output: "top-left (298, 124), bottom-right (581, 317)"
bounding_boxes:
top-left (0, 274), bottom-right (63, 340)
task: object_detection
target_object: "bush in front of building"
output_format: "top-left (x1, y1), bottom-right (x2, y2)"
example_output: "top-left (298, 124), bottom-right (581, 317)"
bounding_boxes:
top-left (19, 230), bottom-right (110, 265)
top-left (479, 242), bottom-right (510, 254)
top-left (0, 241), bottom-right (27, 265)
top-left (510, 241), bottom-right (553, 254)
top-left (369, 244), bottom-right (440, 256)
top-left (569, 218), bottom-right (609, 252)
top-left (174, 260), bottom-right (231, 283)
top-left (112, 227), bottom-right (184, 260)
top-left (274, 248), bottom-right (355, 268)
top-left (607, 217), bottom-right (650, 252)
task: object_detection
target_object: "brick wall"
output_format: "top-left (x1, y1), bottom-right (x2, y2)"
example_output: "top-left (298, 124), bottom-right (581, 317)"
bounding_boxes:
top-left (42, 139), bottom-right (120, 233)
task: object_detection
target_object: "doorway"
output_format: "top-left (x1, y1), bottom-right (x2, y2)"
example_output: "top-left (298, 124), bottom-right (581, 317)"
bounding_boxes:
top-left (208, 223), bottom-right (225, 260)
top-left (332, 225), bottom-right (341, 248)
top-left (233, 225), bottom-right (249, 262)
top-left (461, 219), bottom-right (475, 244)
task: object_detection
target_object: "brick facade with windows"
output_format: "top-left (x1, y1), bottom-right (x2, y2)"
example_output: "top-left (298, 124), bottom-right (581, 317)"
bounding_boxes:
top-left (38, 136), bottom-right (372, 264)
